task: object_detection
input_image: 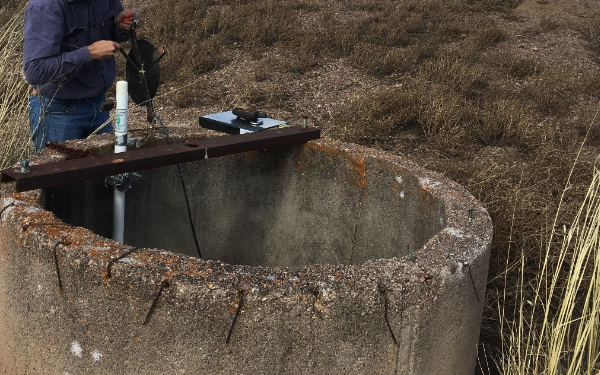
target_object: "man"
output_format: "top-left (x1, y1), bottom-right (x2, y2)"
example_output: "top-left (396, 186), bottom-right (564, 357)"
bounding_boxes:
top-left (23, 0), bottom-right (137, 151)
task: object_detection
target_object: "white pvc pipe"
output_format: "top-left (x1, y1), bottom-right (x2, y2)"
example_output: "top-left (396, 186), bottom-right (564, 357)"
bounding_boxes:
top-left (113, 81), bottom-right (128, 243)
top-left (114, 80), bottom-right (129, 152)
top-left (113, 189), bottom-right (125, 243)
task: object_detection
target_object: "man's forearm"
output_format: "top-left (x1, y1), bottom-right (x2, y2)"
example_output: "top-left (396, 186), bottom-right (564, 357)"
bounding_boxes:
top-left (23, 47), bottom-right (91, 87)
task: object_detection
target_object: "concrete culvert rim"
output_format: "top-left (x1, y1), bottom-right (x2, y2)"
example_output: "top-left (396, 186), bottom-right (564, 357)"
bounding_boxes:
top-left (0, 127), bottom-right (492, 375)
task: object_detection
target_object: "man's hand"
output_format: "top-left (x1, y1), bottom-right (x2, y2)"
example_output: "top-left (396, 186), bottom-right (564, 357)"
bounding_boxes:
top-left (88, 41), bottom-right (120, 60)
top-left (116, 10), bottom-right (136, 31)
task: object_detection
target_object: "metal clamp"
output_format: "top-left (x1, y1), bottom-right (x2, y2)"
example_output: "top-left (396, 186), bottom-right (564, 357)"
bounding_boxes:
top-left (105, 172), bottom-right (141, 192)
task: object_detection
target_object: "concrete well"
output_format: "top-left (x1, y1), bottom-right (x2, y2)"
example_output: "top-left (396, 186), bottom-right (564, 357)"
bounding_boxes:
top-left (0, 128), bottom-right (492, 375)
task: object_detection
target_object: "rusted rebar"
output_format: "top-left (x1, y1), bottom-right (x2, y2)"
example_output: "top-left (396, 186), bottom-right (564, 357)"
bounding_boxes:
top-left (143, 280), bottom-right (170, 326)
top-left (106, 247), bottom-right (140, 279)
top-left (53, 242), bottom-right (66, 292)
top-left (378, 283), bottom-right (398, 346)
top-left (226, 289), bottom-right (246, 344)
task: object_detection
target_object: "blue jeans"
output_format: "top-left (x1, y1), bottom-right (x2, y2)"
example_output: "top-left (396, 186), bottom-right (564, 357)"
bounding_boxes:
top-left (29, 94), bottom-right (113, 152)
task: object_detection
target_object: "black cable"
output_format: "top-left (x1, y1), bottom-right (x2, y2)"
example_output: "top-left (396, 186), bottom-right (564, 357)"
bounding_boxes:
top-left (153, 112), bottom-right (202, 259)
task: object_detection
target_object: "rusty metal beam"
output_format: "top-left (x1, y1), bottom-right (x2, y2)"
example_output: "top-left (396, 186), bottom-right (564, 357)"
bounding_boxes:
top-left (1, 127), bottom-right (320, 192)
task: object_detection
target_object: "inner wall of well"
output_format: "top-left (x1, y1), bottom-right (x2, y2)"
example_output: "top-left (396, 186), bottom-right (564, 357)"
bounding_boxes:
top-left (44, 144), bottom-right (445, 267)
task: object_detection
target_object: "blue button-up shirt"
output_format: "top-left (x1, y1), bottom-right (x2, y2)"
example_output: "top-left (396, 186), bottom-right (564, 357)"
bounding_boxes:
top-left (23, 0), bottom-right (130, 100)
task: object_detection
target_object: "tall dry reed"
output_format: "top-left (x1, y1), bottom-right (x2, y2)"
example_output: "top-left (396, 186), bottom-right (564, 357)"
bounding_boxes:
top-left (499, 142), bottom-right (600, 374)
top-left (0, 0), bottom-right (30, 170)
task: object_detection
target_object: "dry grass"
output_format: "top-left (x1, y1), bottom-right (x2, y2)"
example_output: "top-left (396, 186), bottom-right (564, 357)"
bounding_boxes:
top-left (499, 158), bottom-right (600, 374)
top-left (2, 0), bottom-right (600, 373)
top-left (588, 12), bottom-right (600, 52)
top-left (0, 0), bottom-right (30, 171)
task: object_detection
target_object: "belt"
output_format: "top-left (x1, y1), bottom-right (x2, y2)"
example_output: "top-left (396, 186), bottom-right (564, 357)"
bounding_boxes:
top-left (44, 96), bottom-right (101, 104)
top-left (32, 88), bottom-right (101, 103)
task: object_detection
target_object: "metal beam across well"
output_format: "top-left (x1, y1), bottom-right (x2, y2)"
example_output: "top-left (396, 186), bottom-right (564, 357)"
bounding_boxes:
top-left (1, 127), bottom-right (320, 192)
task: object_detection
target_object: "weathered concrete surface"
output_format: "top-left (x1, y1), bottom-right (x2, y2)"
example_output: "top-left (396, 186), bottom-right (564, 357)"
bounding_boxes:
top-left (0, 128), bottom-right (492, 375)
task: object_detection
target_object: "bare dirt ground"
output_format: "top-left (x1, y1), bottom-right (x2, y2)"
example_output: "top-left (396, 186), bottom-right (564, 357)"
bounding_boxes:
top-left (494, 0), bottom-right (600, 121)
top-left (122, 0), bottom-right (600, 142)
top-left (507, 0), bottom-right (599, 69)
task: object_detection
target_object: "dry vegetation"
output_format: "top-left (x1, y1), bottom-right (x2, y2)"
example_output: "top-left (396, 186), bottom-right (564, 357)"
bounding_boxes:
top-left (2, 0), bottom-right (600, 372)
top-left (0, 0), bottom-right (29, 170)
top-left (499, 164), bottom-right (600, 375)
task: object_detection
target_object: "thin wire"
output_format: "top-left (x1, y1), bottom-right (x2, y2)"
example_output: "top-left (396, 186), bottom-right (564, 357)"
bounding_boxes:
top-left (88, 114), bottom-right (114, 137)
top-left (153, 111), bottom-right (202, 259)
